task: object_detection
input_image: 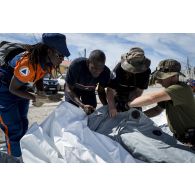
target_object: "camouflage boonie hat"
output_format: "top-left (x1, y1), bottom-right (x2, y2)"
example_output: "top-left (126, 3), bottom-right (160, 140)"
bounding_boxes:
top-left (121, 47), bottom-right (150, 73)
top-left (153, 59), bottom-right (186, 80)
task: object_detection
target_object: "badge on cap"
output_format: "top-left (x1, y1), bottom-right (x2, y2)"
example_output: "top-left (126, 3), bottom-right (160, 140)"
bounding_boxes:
top-left (19, 66), bottom-right (30, 77)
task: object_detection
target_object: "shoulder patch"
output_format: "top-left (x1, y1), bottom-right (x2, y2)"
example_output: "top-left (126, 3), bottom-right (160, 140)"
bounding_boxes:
top-left (19, 66), bottom-right (30, 77)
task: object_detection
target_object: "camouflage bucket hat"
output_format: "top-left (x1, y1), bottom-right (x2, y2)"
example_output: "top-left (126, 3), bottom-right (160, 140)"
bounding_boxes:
top-left (153, 59), bottom-right (186, 80)
top-left (121, 47), bottom-right (150, 73)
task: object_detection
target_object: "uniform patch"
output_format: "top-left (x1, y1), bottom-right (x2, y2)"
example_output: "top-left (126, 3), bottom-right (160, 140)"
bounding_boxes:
top-left (19, 66), bottom-right (30, 77)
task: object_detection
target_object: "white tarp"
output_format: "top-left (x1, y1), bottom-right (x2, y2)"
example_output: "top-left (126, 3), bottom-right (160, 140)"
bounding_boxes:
top-left (21, 102), bottom-right (136, 163)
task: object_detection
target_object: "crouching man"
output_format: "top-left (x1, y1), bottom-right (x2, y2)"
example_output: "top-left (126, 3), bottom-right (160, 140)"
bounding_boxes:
top-left (65, 50), bottom-right (111, 115)
top-left (106, 47), bottom-right (151, 117)
top-left (128, 59), bottom-right (195, 146)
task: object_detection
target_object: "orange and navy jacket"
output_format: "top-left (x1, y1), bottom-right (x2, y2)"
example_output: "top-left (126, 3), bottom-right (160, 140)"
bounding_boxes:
top-left (14, 55), bottom-right (47, 84)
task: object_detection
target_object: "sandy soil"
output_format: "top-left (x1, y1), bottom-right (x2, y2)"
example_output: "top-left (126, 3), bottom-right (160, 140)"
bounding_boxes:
top-left (28, 102), bottom-right (61, 126)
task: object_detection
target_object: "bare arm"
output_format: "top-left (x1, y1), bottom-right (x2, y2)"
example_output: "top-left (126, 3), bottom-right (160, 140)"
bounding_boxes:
top-left (107, 87), bottom-right (116, 108)
top-left (144, 105), bottom-right (164, 118)
top-left (9, 76), bottom-right (36, 101)
top-left (65, 83), bottom-right (84, 108)
top-left (106, 87), bottom-right (118, 117)
top-left (128, 89), bottom-right (171, 108)
top-left (65, 83), bottom-right (95, 114)
top-left (97, 85), bottom-right (107, 105)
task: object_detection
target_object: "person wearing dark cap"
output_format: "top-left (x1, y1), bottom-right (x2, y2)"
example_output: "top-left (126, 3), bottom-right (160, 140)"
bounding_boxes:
top-left (0, 33), bottom-right (70, 159)
top-left (106, 47), bottom-right (151, 117)
top-left (128, 59), bottom-right (195, 146)
top-left (42, 33), bottom-right (70, 57)
top-left (65, 50), bottom-right (111, 115)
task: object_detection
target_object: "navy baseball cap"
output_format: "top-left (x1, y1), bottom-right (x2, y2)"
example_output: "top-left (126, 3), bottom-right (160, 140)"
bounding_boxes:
top-left (42, 33), bottom-right (70, 57)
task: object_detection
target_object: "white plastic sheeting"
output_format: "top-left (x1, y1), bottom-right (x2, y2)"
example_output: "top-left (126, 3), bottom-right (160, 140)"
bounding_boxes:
top-left (150, 111), bottom-right (167, 127)
top-left (21, 102), bottom-right (136, 163)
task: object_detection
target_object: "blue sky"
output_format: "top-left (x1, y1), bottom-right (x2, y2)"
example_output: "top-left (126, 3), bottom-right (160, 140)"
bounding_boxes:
top-left (1, 33), bottom-right (195, 71)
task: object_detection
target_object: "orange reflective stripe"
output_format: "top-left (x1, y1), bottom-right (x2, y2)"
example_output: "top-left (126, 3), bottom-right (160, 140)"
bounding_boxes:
top-left (0, 116), bottom-right (11, 155)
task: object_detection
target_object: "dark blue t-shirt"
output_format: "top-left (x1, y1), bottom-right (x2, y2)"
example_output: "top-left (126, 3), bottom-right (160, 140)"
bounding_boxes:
top-left (66, 57), bottom-right (111, 92)
top-left (108, 62), bottom-right (151, 97)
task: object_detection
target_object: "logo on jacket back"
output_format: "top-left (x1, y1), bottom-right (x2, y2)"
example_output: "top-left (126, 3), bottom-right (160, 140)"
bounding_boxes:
top-left (19, 66), bottom-right (30, 77)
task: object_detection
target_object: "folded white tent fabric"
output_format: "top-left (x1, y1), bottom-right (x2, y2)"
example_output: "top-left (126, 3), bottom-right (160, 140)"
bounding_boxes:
top-left (20, 102), bottom-right (136, 163)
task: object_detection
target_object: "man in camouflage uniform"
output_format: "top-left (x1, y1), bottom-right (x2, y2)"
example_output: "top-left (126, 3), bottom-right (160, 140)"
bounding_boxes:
top-left (128, 59), bottom-right (195, 146)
